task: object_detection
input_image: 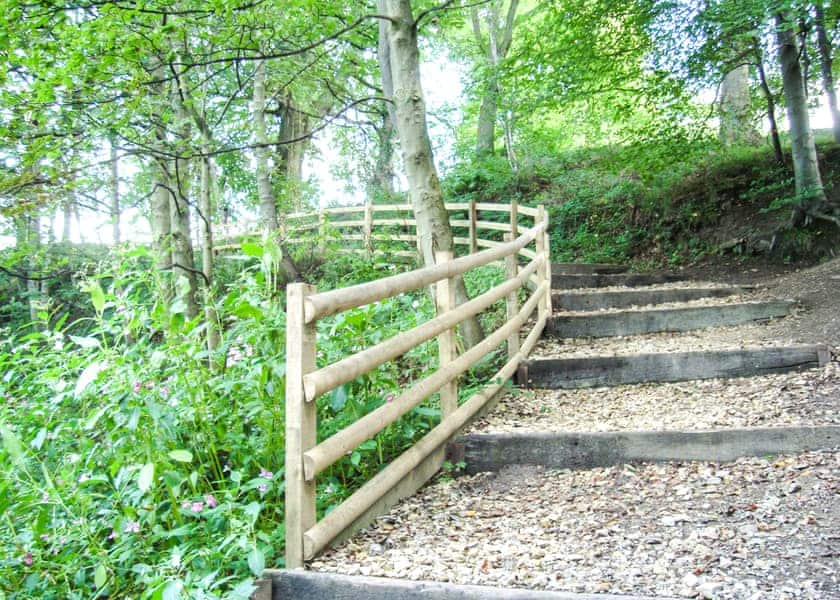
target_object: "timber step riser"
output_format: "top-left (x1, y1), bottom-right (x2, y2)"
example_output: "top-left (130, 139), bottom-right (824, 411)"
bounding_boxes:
top-left (547, 300), bottom-right (794, 338)
top-left (264, 569), bottom-right (660, 600)
top-left (449, 426), bottom-right (840, 474)
top-left (551, 273), bottom-right (688, 289)
top-left (552, 287), bottom-right (746, 311)
top-left (553, 263), bottom-right (628, 275)
top-left (520, 345), bottom-right (830, 389)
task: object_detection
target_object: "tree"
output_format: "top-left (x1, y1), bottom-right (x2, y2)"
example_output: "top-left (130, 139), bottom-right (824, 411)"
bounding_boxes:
top-left (471, 0), bottom-right (519, 158)
top-left (379, 0), bottom-right (484, 348)
top-left (776, 9), bottom-right (828, 224)
top-left (813, 0), bottom-right (840, 143)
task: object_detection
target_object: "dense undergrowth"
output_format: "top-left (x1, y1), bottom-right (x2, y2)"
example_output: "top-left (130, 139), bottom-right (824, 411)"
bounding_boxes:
top-left (445, 134), bottom-right (840, 267)
top-left (0, 238), bottom-right (508, 599)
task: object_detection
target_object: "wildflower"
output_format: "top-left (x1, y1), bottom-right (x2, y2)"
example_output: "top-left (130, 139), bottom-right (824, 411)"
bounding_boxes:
top-left (259, 468), bottom-right (273, 480)
top-left (124, 521), bottom-right (140, 534)
top-left (171, 552), bottom-right (181, 569)
top-left (258, 483), bottom-right (268, 496)
top-left (132, 381), bottom-right (142, 393)
top-left (39, 534), bottom-right (49, 542)
top-left (386, 394), bottom-right (394, 403)
top-left (204, 494), bottom-right (217, 508)
top-left (108, 530), bottom-right (118, 540)
top-left (161, 385), bottom-right (170, 397)
top-left (190, 502), bottom-right (204, 513)
top-left (78, 473), bottom-right (90, 483)
top-left (145, 381), bottom-right (155, 390)
top-left (181, 500), bottom-right (191, 510)
top-left (23, 552), bottom-right (33, 566)
top-left (41, 491), bottom-right (49, 502)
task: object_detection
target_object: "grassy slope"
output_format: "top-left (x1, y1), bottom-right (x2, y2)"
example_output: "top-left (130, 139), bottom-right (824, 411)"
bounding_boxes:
top-left (446, 134), bottom-right (840, 269)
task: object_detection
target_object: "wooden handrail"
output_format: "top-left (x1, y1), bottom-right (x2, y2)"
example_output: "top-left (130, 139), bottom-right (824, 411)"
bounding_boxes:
top-left (284, 201), bottom-right (552, 568)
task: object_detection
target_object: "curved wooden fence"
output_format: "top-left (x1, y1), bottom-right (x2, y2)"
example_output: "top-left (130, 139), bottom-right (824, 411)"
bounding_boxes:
top-left (283, 201), bottom-right (551, 568)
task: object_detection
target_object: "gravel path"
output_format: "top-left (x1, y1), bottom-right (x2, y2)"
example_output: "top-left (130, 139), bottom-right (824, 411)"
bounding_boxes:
top-left (468, 361), bottom-right (840, 434)
top-left (311, 450), bottom-right (840, 599)
top-left (552, 294), bottom-right (766, 317)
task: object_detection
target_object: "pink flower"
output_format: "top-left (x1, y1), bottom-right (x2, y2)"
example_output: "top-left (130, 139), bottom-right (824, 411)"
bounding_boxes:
top-left (161, 386), bottom-right (169, 397)
top-left (181, 500), bottom-right (191, 510)
top-left (23, 552), bottom-right (33, 566)
top-left (39, 534), bottom-right (49, 541)
top-left (132, 381), bottom-right (142, 393)
top-left (190, 502), bottom-right (204, 513)
top-left (386, 394), bottom-right (394, 403)
top-left (258, 483), bottom-right (268, 496)
top-left (204, 494), bottom-right (217, 508)
top-left (108, 530), bottom-right (118, 540)
top-left (259, 468), bottom-right (273, 480)
top-left (124, 521), bottom-right (140, 534)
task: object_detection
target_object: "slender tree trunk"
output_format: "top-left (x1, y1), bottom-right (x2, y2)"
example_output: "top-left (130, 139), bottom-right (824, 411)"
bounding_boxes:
top-left (62, 200), bottom-right (72, 242)
top-left (23, 215), bottom-right (41, 323)
top-left (756, 56), bottom-right (785, 164)
top-left (719, 63), bottom-right (760, 146)
top-left (776, 11), bottom-right (827, 224)
top-left (374, 19), bottom-right (398, 198)
top-left (814, 1), bottom-right (840, 143)
top-left (253, 59), bottom-right (302, 282)
top-left (381, 0), bottom-right (484, 348)
top-left (199, 149), bottom-right (221, 353)
top-left (472, 1), bottom-right (519, 158)
top-left (110, 140), bottom-right (121, 244)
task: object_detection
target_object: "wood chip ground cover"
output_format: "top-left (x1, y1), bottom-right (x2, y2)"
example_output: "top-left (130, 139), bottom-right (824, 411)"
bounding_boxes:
top-left (469, 361), bottom-right (840, 433)
top-left (311, 450), bottom-right (840, 599)
top-left (552, 294), bottom-right (763, 317)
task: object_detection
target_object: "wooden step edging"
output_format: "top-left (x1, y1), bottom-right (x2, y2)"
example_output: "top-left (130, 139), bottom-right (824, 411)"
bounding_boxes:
top-left (447, 426), bottom-right (840, 474)
top-left (260, 569), bottom-right (664, 600)
top-left (547, 300), bottom-right (795, 338)
top-left (519, 345), bottom-right (830, 389)
top-left (552, 263), bottom-right (628, 275)
top-left (552, 287), bottom-right (746, 311)
top-left (551, 272), bottom-right (688, 289)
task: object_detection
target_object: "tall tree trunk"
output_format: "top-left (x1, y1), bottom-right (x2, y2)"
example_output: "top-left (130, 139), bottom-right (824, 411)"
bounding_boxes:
top-left (381, 0), bottom-right (484, 348)
top-left (110, 140), bottom-right (121, 244)
top-left (718, 63), bottom-right (760, 146)
top-left (374, 20), bottom-right (398, 198)
top-left (814, 1), bottom-right (840, 143)
top-left (23, 215), bottom-right (41, 323)
top-left (199, 149), bottom-right (221, 353)
top-left (471, 1), bottom-right (519, 158)
top-left (253, 59), bottom-right (301, 282)
top-left (776, 11), bottom-right (827, 224)
top-left (276, 92), bottom-right (309, 212)
top-left (151, 159), bottom-right (173, 271)
top-left (62, 200), bottom-right (72, 242)
top-left (756, 56), bottom-right (785, 164)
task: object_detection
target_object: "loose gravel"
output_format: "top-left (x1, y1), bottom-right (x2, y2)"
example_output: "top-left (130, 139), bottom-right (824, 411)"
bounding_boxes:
top-left (469, 361), bottom-right (840, 434)
top-left (311, 450), bottom-right (840, 599)
top-left (552, 295), bottom-right (766, 317)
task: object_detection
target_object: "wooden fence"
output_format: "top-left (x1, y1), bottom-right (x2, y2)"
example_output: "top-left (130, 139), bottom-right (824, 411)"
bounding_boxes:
top-left (283, 201), bottom-right (551, 568)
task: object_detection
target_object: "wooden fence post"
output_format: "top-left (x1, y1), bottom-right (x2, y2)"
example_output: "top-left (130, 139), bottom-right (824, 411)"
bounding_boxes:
top-left (509, 198), bottom-right (518, 240)
top-left (434, 250), bottom-right (457, 420)
top-left (504, 234), bottom-right (520, 361)
top-left (536, 205), bottom-right (548, 323)
top-left (363, 198), bottom-right (373, 253)
top-left (542, 209), bottom-right (552, 315)
top-left (285, 283), bottom-right (318, 569)
top-left (468, 199), bottom-right (478, 255)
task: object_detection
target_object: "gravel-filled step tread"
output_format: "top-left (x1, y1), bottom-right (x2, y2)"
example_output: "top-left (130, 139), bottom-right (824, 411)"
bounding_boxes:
top-left (547, 300), bottom-right (794, 338)
top-left (551, 272), bottom-right (688, 289)
top-left (552, 286), bottom-right (747, 312)
top-left (520, 345), bottom-right (829, 388)
top-left (552, 263), bottom-right (628, 275)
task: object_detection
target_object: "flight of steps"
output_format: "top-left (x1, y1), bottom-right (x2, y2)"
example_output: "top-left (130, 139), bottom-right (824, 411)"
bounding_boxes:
top-left (273, 263), bottom-right (840, 600)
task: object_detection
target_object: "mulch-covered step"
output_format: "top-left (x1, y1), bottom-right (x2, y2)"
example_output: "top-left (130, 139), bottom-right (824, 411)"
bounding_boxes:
top-left (552, 263), bottom-right (628, 275)
top-left (551, 272), bottom-right (688, 289)
top-left (552, 286), bottom-right (749, 312)
top-left (546, 300), bottom-right (794, 338)
top-left (310, 450), bottom-right (840, 599)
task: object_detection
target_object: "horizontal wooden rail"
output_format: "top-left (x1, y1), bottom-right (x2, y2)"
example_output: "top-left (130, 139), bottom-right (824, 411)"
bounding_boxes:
top-left (304, 223), bottom-right (545, 324)
top-left (284, 201), bottom-right (552, 568)
top-left (303, 257), bottom-right (543, 403)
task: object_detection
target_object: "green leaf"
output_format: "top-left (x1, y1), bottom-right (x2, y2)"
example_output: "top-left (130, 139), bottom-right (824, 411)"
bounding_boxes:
top-left (70, 335), bottom-right (100, 349)
top-left (94, 564), bottom-right (107, 589)
top-left (247, 547), bottom-right (265, 577)
top-left (329, 385), bottom-right (347, 412)
top-left (350, 451), bottom-right (361, 467)
top-left (168, 450), bottom-right (193, 463)
top-left (85, 281), bottom-right (106, 314)
top-left (0, 423), bottom-right (24, 465)
top-left (138, 462), bottom-right (155, 493)
top-left (241, 241), bottom-right (263, 258)
top-left (75, 361), bottom-right (106, 398)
